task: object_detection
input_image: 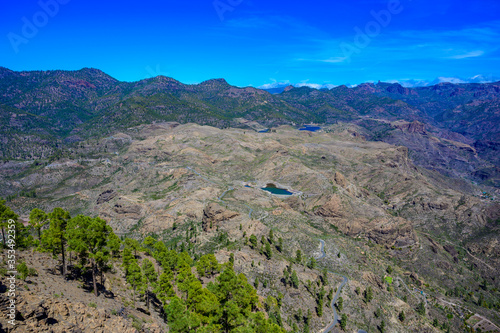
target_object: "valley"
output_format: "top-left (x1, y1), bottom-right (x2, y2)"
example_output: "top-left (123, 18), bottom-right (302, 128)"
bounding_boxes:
top-left (1, 122), bottom-right (498, 332)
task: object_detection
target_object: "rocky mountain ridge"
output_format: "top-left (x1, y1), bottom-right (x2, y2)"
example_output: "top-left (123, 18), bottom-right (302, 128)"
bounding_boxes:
top-left (1, 67), bottom-right (499, 187)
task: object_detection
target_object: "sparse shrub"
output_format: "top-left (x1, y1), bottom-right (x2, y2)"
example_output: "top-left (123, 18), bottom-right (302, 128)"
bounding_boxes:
top-left (17, 262), bottom-right (29, 281)
top-left (416, 301), bottom-right (425, 316)
top-left (340, 313), bottom-right (347, 330)
top-left (398, 310), bottom-right (405, 322)
top-left (364, 286), bottom-right (373, 303)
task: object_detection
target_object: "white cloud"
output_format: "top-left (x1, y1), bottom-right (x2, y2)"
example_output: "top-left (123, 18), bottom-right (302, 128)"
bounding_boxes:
top-left (382, 74), bottom-right (499, 87)
top-left (258, 80), bottom-right (337, 91)
top-left (447, 50), bottom-right (485, 59)
top-left (295, 82), bottom-right (337, 89)
top-left (258, 80), bottom-right (291, 89)
top-left (435, 77), bottom-right (467, 84)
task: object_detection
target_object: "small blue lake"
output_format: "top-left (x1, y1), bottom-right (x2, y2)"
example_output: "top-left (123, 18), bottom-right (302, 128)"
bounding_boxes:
top-left (258, 129), bottom-right (269, 133)
top-left (244, 185), bottom-right (252, 188)
top-left (261, 183), bottom-right (293, 195)
top-left (299, 125), bottom-right (321, 132)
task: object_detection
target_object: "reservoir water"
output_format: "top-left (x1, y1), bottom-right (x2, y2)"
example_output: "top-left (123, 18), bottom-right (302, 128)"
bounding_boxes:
top-left (299, 125), bottom-right (321, 132)
top-left (261, 183), bottom-right (293, 195)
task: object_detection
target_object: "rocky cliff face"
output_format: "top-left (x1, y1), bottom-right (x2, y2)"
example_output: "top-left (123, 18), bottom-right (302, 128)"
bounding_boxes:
top-left (202, 202), bottom-right (240, 232)
top-left (314, 194), bottom-right (417, 247)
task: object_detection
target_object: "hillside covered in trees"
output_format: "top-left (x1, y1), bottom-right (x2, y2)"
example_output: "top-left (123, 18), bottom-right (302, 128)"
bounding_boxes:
top-left (0, 199), bottom-right (289, 332)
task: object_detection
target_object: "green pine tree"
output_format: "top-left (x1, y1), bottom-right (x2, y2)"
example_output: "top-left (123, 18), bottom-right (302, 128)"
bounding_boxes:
top-left (337, 296), bottom-right (343, 311)
top-left (165, 296), bottom-right (191, 333)
top-left (42, 208), bottom-right (71, 277)
top-left (249, 234), bottom-right (258, 249)
top-left (277, 237), bottom-right (283, 252)
top-left (265, 242), bottom-right (272, 259)
top-left (107, 232), bottom-right (121, 257)
top-left (322, 268), bottom-right (329, 285)
top-left (399, 310), bottom-right (405, 322)
top-left (66, 215), bottom-right (112, 296)
top-left (141, 258), bottom-right (157, 309)
top-left (155, 271), bottom-right (175, 303)
top-left (296, 249), bottom-right (302, 264)
top-left (307, 257), bottom-right (316, 269)
top-left (126, 260), bottom-right (143, 307)
top-left (29, 208), bottom-right (48, 240)
top-left (340, 313), bottom-right (347, 330)
top-left (364, 286), bottom-right (373, 303)
top-left (416, 301), bottom-right (426, 316)
top-left (17, 261), bottom-right (29, 281)
top-left (124, 238), bottom-right (141, 257)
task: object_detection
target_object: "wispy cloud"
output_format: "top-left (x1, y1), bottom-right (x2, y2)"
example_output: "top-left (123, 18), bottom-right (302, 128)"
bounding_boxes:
top-left (384, 74), bottom-right (500, 87)
top-left (296, 82), bottom-right (337, 89)
top-left (295, 57), bottom-right (349, 64)
top-left (258, 80), bottom-right (337, 90)
top-left (447, 50), bottom-right (484, 59)
top-left (320, 57), bottom-right (349, 63)
top-left (289, 20), bottom-right (500, 66)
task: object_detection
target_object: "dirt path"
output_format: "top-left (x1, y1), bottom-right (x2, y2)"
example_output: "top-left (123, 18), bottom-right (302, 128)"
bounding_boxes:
top-left (315, 239), bottom-right (367, 333)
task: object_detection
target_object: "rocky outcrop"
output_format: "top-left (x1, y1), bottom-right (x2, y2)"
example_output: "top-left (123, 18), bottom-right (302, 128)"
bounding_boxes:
top-left (325, 215), bottom-right (417, 248)
top-left (443, 244), bottom-right (458, 257)
top-left (333, 172), bottom-right (348, 188)
top-left (362, 271), bottom-right (385, 289)
top-left (364, 216), bottom-right (417, 247)
top-left (0, 288), bottom-right (161, 333)
top-left (113, 203), bottom-right (141, 217)
top-left (202, 203), bottom-right (239, 232)
top-left (96, 189), bottom-right (116, 204)
top-left (436, 260), bottom-right (454, 271)
top-left (467, 238), bottom-right (500, 257)
top-left (314, 194), bottom-right (344, 218)
top-left (385, 83), bottom-right (418, 96)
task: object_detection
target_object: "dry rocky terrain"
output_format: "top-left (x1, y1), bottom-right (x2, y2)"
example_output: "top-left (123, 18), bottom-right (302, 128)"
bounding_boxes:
top-left (1, 123), bottom-right (499, 332)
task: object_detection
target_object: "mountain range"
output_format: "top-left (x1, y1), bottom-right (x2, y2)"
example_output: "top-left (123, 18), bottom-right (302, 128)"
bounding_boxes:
top-left (259, 75), bottom-right (500, 93)
top-left (1, 67), bottom-right (499, 187)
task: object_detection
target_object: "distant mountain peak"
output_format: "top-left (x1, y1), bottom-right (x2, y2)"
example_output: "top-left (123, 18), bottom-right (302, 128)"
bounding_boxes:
top-left (0, 67), bottom-right (17, 78)
top-left (199, 78), bottom-right (229, 86)
top-left (78, 67), bottom-right (106, 75)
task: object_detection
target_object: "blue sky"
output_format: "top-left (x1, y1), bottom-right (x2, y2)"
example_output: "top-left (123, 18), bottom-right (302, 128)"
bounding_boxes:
top-left (1, 0), bottom-right (499, 87)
